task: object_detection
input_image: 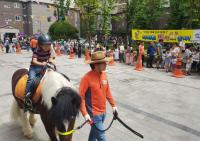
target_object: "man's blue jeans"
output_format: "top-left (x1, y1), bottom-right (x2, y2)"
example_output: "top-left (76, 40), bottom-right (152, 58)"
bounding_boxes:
top-left (89, 113), bottom-right (106, 141)
top-left (25, 65), bottom-right (43, 95)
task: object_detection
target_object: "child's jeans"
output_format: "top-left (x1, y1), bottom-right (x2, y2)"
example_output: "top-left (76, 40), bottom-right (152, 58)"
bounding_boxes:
top-left (25, 65), bottom-right (43, 95)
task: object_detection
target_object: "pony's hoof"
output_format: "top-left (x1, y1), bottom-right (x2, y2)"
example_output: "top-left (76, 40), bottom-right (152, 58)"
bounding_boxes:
top-left (24, 133), bottom-right (33, 139)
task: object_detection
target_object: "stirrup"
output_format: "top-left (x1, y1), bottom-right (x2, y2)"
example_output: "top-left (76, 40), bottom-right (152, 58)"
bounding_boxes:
top-left (24, 97), bottom-right (33, 113)
top-left (25, 98), bottom-right (32, 106)
top-left (24, 104), bottom-right (33, 113)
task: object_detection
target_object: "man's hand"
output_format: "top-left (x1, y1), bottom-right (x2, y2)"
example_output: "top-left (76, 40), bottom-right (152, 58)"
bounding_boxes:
top-left (84, 114), bottom-right (91, 121)
top-left (112, 106), bottom-right (118, 116)
top-left (84, 114), bottom-right (93, 125)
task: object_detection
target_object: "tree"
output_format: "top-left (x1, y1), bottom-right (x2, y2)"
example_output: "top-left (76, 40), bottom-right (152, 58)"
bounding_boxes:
top-left (76, 0), bottom-right (100, 47)
top-left (52, 0), bottom-right (71, 21)
top-left (127, 0), bottom-right (165, 30)
top-left (49, 0), bottom-right (79, 40)
top-left (49, 21), bottom-right (78, 40)
top-left (168, 0), bottom-right (200, 29)
top-left (99, 0), bottom-right (117, 36)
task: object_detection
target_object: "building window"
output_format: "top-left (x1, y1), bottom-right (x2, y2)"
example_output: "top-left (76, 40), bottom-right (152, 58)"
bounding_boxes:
top-left (15, 16), bottom-right (22, 21)
top-left (4, 4), bottom-right (11, 8)
top-left (14, 3), bottom-right (20, 8)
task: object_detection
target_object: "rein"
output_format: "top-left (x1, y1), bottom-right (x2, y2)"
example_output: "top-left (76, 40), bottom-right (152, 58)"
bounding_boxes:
top-left (93, 115), bottom-right (115, 132)
top-left (92, 112), bottom-right (144, 139)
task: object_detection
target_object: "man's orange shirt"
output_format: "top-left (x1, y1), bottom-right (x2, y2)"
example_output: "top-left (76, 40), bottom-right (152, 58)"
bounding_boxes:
top-left (79, 70), bottom-right (116, 117)
top-left (30, 39), bottom-right (38, 48)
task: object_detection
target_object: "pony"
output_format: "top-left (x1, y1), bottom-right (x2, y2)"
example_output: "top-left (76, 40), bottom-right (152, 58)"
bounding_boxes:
top-left (10, 65), bottom-right (81, 141)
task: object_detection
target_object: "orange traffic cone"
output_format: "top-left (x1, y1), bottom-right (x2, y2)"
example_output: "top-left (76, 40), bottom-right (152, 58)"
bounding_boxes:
top-left (69, 52), bottom-right (75, 59)
top-left (69, 48), bottom-right (75, 59)
top-left (0, 45), bottom-right (4, 53)
top-left (84, 49), bottom-right (90, 62)
top-left (125, 52), bottom-right (130, 65)
top-left (172, 58), bottom-right (184, 78)
top-left (134, 54), bottom-right (143, 71)
top-left (108, 51), bottom-right (115, 66)
top-left (16, 43), bottom-right (21, 54)
top-left (56, 45), bottom-right (61, 56)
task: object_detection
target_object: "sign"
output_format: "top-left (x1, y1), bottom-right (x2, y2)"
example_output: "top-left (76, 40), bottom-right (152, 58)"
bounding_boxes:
top-left (132, 29), bottom-right (200, 43)
top-left (192, 30), bottom-right (200, 43)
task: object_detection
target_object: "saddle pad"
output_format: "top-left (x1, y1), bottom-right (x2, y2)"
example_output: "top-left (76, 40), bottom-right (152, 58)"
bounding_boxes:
top-left (15, 75), bottom-right (43, 103)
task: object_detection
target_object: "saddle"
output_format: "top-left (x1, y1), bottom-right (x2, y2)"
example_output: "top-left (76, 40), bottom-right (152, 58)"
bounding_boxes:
top-left (15, 74), bottom-right (44, 103)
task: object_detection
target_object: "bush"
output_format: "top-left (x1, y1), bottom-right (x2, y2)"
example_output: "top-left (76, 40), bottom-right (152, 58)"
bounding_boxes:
top-left (49, 21), bottom-right (78, 40)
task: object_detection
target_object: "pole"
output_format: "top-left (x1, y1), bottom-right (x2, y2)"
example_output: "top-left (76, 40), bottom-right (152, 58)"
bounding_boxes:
top-left (40, 20), bottom-right (41, 33)
top-left (126, 0), bottom-right (129, 46)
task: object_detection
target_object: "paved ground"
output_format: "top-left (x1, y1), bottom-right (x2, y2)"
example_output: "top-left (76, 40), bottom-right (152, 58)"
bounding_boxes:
top-left (0, 51), bottom-right (200, 141)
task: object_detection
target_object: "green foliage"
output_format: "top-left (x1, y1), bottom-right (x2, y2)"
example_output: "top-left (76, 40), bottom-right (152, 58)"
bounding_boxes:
top-left (99, 0), bottom-right (117, 36)
top-left (168, 0), bottom-right (200, 29)
top-left (49, 21), bottom-right (78, 40)
top-left (52, 0), bottom-right (72, 21)
top-left (76, 0), bottom-right (100, 39)
top-left (127, 0), bottom-right (200, 29)
top-left (127, 0), bottom-right (164, 30)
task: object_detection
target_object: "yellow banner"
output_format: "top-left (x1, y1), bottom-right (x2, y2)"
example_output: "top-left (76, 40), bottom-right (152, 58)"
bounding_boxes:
top-left (132, 30), bottom-right (193, 43)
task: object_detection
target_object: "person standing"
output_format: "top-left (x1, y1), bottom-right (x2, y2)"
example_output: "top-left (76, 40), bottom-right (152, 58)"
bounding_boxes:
top-left (156, 39), bottom-right (164, 69)
top-left (186, 55), bottom-right (193, 75)
top-left (4, 37), bottom-right (10, 53)
top-left (77, 39), bottom-right (82, 58)
top-left (139, 42), bottom-right (145, 66)
top-left (119, 42), bottom-right (125, 63)
top-left (30, 36), bottom-right (38, 52)
top-left (79, 49), bottom-right (118, 141)
top-left (147, 42), bottom-right (156, 68)
top-left (0, 39), bottom-right (4, 53)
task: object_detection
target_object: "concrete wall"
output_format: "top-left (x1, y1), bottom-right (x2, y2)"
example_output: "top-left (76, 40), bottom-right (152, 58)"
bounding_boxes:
top-left (31, 3), bottom-right (56, 34)
top-left (67, 9), bottom-right (80, 36)
top-left (23, 2), bottom-right (33, 35)
top-left (0, 0), bottom-right (24, 32)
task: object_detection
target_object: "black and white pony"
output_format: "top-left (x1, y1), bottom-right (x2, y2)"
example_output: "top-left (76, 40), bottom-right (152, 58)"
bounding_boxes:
top-left (11, 65), bottom-right (81, 141)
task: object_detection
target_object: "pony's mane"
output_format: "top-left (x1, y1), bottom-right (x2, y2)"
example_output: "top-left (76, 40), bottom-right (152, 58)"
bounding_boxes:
top-left (49, 87), bottom-right (81, 124)
top-left (41, 70), bottom-right (77, 109)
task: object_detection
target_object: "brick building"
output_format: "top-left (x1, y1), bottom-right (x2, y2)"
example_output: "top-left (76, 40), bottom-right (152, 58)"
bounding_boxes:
top-left (0, 0), bottom-right (80, 41)
top-left (0, 0), bottom-right (24, 40)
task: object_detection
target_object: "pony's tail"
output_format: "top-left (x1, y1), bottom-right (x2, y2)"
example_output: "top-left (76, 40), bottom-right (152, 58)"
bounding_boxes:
top-left (10, 99), bottom-right (20, 121)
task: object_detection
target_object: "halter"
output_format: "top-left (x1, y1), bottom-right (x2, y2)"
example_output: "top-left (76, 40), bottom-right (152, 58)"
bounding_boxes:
top-left (57, 120), bottom-right (88, 136)
top-left (57, 129), bottom-right (76, 136)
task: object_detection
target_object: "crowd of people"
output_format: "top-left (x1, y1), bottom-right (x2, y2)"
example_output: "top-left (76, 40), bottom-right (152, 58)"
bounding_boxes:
top-left (0, 36), bottom-right (31, 53)
top-left (111, 39), bottom-right (200, 75)
top-left (1, 35), bottom-right (200, 76)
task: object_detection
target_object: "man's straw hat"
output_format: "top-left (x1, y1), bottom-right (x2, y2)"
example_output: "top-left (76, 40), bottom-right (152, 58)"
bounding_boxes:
top-left (86, 51), bottom-right (111, 64)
